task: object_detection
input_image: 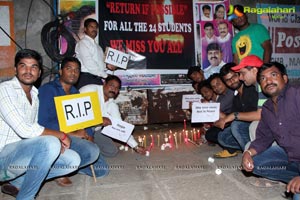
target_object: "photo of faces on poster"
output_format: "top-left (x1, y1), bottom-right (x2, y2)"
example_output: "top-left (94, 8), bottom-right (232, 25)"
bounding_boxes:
top-left (194, 0), bottom-right (233, 70)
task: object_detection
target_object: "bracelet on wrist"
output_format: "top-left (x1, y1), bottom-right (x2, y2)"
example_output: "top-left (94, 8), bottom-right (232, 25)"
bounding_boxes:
top-left (61, 133), bottom-right (67, 141)
top-left (244, 149), bottom-right (253, 156)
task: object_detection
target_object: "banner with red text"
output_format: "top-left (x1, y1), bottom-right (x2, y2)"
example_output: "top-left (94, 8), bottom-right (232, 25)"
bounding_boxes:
top-left (99, 0), bottom-right (195, 74)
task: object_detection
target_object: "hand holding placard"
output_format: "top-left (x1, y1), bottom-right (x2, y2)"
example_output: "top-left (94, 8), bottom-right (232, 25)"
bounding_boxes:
top-left (101, 117), bottom-right (134, 143)
top-left (104, 47), bottom-right (130, 69)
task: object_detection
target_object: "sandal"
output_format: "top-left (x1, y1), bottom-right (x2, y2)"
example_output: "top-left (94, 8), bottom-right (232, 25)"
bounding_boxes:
top-left (1, 183), bottom-right (19, 197)
top-left (250, 178), bottom-right (282, 188)
top-left (54, 177), bottom-right (73, 187)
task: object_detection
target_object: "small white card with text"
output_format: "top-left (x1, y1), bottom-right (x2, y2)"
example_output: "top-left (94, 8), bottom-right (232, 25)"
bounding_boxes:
top-left (191, 102), bottom-right (220, 123)
top-left (101, 117), bottom-right (134, 143)
top-left (182, 94), bottom-right (202, 109)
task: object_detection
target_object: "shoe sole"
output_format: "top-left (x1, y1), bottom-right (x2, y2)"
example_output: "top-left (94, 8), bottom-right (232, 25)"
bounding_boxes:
top-left (213, 154), bottom-right (238, 158)
top-left (1, 185), bottom-right (19, 198)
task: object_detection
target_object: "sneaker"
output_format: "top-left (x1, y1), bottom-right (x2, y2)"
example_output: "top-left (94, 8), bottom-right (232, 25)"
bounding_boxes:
top-left (213, 150), bottom-right (238, 158)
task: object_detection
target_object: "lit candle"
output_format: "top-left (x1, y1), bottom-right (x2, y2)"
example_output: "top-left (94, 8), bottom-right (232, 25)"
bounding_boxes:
top-left (184, 119), bottom-right (186, 130)
top-left (174, 133), bottom-right (178, 149)
top-left (179, 132), bottom-right (182, 144)
top-left (150, 134), bottom-right (154, 149)
top-left (185, 131), bottom-right (188, 143)
top-left (138, 136), bottom-right (142, 144)
top-left (169, 135), bottom-right (172, 148)
top-left (157, 134), bottom-right (160, 147)
top-left (143, 135), bottom-right (147, 148)
top-left (164, 133), bottom-right (168, 143)
top-left (149, 135), bottom-right (154, 152)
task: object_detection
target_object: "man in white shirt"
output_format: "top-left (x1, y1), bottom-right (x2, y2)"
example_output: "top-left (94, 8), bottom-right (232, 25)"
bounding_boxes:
top-left (204, 43), bottom-right (226, 78)
top-left (217, 21), bottom-right (231, 43)
top-left (80, 75), bottom-right (145, 156)
top-left (201, 5), bottom-right (213, 21)
top-left (217, 21), bottom-right (233, 63)
top-left (0, 49), bottom-right (80, 199)
top-left (75, 18), bottom-right (116, 89)
top-left (201, 22), bottom-right (217, 47)
top-left (201, 22), bottom-right (217, 68)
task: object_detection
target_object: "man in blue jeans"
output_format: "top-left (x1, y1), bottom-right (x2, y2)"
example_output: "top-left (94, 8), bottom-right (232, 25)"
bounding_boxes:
top-left (0, 49), bottom-right (80, 199)
top-left (213, 63), bottom-right (258, 157)
top-left (38, 57), bottom-right (109, 186)
top-left (242, 62), bottom-right (300, 199)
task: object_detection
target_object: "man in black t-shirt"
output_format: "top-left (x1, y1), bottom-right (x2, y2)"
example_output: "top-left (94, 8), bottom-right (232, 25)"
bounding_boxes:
top-left (213, 63), bottom-right (258, 158)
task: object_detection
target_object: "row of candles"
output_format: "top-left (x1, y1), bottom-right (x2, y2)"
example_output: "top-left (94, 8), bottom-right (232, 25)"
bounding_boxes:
top-left (136, 128), bottom-right (202, 150)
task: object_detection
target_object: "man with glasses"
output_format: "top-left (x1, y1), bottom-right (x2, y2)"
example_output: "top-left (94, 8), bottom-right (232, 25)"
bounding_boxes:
top-left (213, 62), bottom-right (258, 158)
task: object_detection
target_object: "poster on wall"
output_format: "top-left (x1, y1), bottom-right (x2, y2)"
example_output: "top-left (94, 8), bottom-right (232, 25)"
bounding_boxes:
top-left (147, 86), bottom-right (194, 123)
top-left (0, 2), bottom-right (15, 76)
top-left (98, 0), bottom-right (196, 80)
top-left (256, 4), bottom-right (300, 79)
top-left (115, 89), bottom-right (148, 125)
top-left (194, 0), bottom-right (232, 70)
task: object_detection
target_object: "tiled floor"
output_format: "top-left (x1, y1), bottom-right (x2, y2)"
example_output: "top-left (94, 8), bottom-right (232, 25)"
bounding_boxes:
top-left (1, 123), bottom-right (289, 200)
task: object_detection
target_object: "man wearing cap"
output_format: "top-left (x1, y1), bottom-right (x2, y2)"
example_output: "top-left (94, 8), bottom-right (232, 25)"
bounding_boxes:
top-left (204, 43), bottom-right (226, 79)
top-left (231, 55), bottom-right (267, 147)
top-left (213, 63), bottom-right (258, 158)
top-left (229, 4), bottom-right (272, 64)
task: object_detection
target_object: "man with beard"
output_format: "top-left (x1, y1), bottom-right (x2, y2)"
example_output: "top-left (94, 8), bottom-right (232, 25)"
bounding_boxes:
top-left (79, 75), bottom-right (146, 156)
top-left (38, 57), bottom-right (109, 186)
top-left (75, 18), bottom-right (116, 89)
top-left (242, 62), bottom-right (300, 199)
top-left (204, 43), bottom-right (226, 79)
top-left (213, 63), bottom-right (258, 158)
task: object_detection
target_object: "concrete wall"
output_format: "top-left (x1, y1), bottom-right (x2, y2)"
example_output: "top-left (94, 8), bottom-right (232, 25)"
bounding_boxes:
top-left (0, 0), bottom-right (53, 81)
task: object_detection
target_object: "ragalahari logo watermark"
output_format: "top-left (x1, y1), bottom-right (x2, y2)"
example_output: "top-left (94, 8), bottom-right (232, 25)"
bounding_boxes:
top-left (243, 6), bottom-right (296, 15)
top-left (227, 5), bottom-right (297, 21)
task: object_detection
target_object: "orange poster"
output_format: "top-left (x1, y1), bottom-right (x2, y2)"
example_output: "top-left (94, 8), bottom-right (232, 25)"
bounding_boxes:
top-left (0, 2), bottom-right (15, 78)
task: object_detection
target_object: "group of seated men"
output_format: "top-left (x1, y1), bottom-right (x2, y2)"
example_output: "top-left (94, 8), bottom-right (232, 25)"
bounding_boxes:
top-left (1, 49), bottom-right (300, 199)
top-left (187, 55), bottom-right (300, 199)
top-left (0, 49), bottom-right (145, 199)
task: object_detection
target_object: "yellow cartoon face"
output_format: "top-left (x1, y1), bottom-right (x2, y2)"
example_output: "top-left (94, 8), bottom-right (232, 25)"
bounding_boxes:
top-left (236, 35), bottom-right (252, 60)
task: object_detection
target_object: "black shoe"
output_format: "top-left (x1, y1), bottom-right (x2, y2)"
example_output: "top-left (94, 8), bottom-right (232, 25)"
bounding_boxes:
top-left (1, 183), bottom-right (19, 197)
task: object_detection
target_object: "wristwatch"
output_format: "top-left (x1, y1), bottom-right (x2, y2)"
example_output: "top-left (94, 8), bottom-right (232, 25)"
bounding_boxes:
top-left (234, 112), bottom-right (239, 120)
